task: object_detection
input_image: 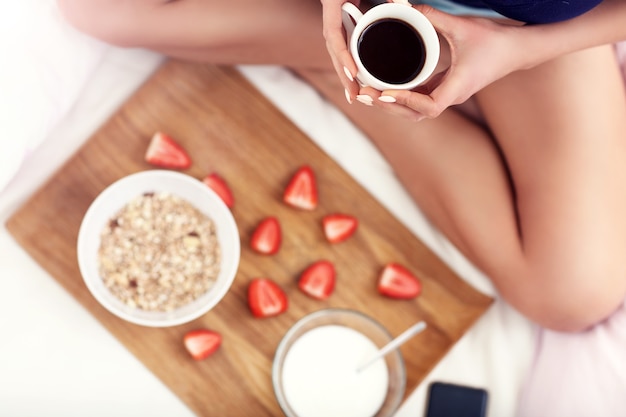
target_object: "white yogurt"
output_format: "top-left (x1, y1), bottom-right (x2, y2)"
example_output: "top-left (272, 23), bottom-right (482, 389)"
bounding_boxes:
top-left (281, 325), bottom-right (389, 417)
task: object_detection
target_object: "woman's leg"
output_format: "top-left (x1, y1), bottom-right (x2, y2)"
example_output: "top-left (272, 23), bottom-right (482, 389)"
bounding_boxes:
top-left (299, 44), bottom-right (626, 332)
top-left (56, 0), bottom-right (332, 69)
top-left (475, 44), bottom-right (626, 331)
top-left (58, 0), bottom-right (626, 331)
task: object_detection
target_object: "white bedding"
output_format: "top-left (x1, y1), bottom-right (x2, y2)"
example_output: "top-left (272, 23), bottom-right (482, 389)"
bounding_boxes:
top-left (8, 1), bottom-right (624, 416)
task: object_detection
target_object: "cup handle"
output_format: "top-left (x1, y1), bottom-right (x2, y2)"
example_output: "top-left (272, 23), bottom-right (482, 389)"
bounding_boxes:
top-left (341, 2), bottom-right (363, 41)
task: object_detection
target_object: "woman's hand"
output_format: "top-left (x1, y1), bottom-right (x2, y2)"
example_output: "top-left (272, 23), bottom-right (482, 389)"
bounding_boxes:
top-left (320, 0), bottom-right (362, 102)
top-left (370, 5), bottom-right (529, 120)
top-left (321, 1), bottom-right (530, 120)
top-left (408, 0), bottom-right (626, 120)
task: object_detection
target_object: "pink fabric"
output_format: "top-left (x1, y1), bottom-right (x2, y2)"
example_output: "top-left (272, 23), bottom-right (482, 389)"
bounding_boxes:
top-left (517, 301), bottom-right (626, 417)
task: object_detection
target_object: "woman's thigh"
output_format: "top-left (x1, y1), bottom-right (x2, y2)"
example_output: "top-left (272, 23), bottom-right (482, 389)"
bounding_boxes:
top-left (476, 44), bottom-right (626, 328)
top-left (57, 0), bottom-right (330, 68)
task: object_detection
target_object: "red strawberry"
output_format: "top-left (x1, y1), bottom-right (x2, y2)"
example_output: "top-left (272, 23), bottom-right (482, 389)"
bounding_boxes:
top-left (183, 329), bottom-right (222, 361)
top-left (251, 217), bottom-right (282, 255)
top-left (377, 263), bottom-right (421, 299)
top-left (322, 214), bottom-right (358, 243)
top-left (298, 260), bottom-right (336, 300)
top-left (202, 173), bottom-right (234, 208)
top-left (248, 278), bottom-right (288, 318)
top-left (283, 166), bottom-right (318, 210)
top-left (145, 131), bottom-right (192, 169)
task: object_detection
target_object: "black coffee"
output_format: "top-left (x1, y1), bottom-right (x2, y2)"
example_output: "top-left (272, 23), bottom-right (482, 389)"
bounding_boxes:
top-left (357, 18), bottom-right (426, 85)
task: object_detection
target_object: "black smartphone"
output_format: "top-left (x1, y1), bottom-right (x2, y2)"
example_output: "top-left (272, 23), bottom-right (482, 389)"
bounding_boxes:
top-left (425, 382), bottom-right (489, 417)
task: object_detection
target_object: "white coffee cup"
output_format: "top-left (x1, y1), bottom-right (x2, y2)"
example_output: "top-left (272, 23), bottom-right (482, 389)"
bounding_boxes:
top-left (342, 2), bottom-right (440, 91)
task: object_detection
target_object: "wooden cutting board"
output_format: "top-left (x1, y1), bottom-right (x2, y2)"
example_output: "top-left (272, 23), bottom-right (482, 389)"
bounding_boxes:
top-left (5, 60), bottom-right (492, 416)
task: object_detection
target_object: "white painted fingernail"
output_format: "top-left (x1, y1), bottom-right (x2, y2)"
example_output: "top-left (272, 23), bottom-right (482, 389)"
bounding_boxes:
top-left (356, 94), bottom-right (374, 106)
top-left (344, 88), bottom-right (353, 104)
top-left (343, 66), bottom-right (354, 82)
top-left (378, 95), bottom-right (397, 103)
top-left (393, 0), bottom-right (411, 5)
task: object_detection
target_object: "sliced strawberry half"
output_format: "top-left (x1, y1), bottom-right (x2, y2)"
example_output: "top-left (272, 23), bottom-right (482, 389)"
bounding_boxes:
top-left (283, 165), bottom-right (318, 210)
top-left (322, 213), bottom-right (358, 243)
top-left (250, 217), bottom-right (282, 255)
top-left (202, 172), bottom-right (234, 208)
top-left (298, 260), bottom-right (336, 300)
top-left (145, 131), bottom-right (192, 169)
top-left (183, 329), bottom-right (222, 361)
top-left (248, 278), bottom-right (288, 318)
top-left (377, 263), bottom-right (421, 299)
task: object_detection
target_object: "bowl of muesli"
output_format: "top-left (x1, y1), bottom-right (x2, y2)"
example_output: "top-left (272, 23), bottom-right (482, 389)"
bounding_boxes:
top-left (77, 170), bottom-right (240, 327)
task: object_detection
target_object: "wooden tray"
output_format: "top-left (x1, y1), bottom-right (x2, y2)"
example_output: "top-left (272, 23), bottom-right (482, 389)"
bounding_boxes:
top-left (5, 60), bottom-right (492, 416)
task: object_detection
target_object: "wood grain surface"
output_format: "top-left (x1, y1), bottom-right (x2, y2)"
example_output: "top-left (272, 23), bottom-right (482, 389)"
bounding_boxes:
top-left (5, 60), bottom-right (492, 417)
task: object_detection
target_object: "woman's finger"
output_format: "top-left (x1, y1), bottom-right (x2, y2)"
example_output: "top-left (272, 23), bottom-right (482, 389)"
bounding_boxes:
top-left (375, 71), bottom-right (465, 119)
top-left (412, 3), bottom-right (458, 40)
top-left (354, 86), bottom-right (426, 121)
top-left (321, 1), bottom-right (360, 99)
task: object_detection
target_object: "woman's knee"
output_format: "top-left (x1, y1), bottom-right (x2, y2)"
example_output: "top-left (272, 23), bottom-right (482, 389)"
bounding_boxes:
top-left (56, 0), bottom-right (142, 47)
top-left (512, 261), bottom-right (626, 333)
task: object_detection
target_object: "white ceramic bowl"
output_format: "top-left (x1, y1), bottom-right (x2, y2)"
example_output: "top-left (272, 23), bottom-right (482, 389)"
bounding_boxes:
top-left (77, 170), bottom-right (240, 327)
top-left (272, 308), bottom-right (406, 417)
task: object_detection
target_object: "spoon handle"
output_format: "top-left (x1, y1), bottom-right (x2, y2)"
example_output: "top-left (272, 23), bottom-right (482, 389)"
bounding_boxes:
top-left (357, 321), bottom-right (427, 373)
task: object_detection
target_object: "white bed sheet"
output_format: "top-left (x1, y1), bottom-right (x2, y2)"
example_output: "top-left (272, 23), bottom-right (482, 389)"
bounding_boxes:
top-left (0, 2), bottom-right (536, 416)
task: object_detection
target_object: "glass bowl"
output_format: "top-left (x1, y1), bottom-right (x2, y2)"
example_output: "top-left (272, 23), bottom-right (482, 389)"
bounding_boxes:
top-left (272, 308), bottom-right (406, 417)
top-left (77, 170), bottom-right (240, 327)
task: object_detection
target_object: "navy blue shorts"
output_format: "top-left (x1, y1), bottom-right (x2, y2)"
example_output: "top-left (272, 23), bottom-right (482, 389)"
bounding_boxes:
top-left (448, 0), bottom-right (603, 23)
